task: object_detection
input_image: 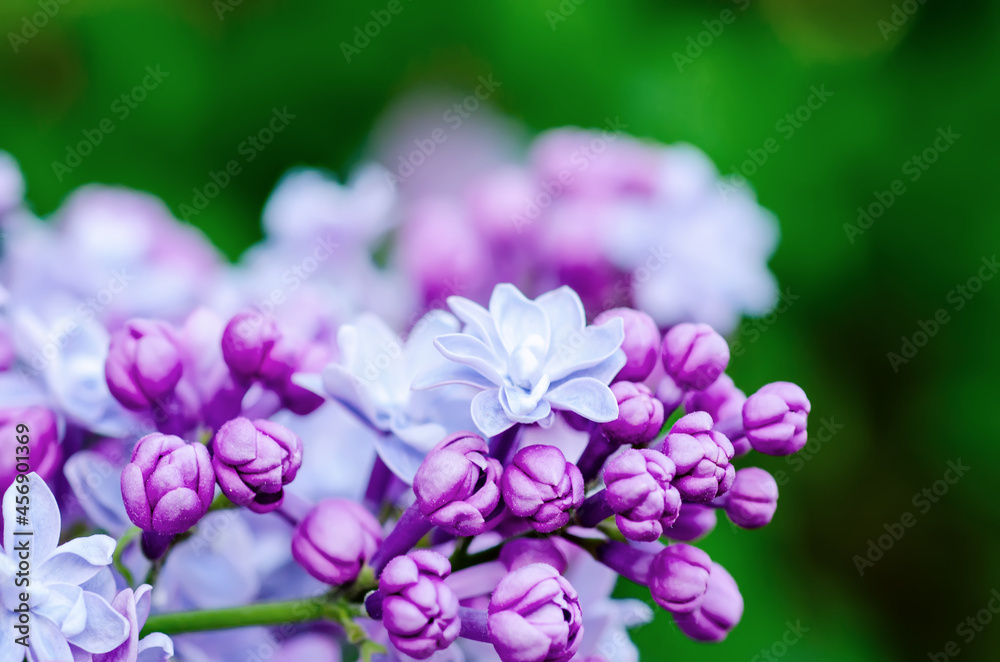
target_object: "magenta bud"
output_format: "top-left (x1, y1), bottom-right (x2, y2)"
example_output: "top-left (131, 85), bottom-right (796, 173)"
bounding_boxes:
top-left (502, 445), bottom-right (584, 534)
top-left (106, 319), bottom-right (183, 411)
top-left (602, 382), bottom-right (665, 446)
top-left (724, 467), bottom-right (778, 529)
top-left (604, 448), bottom-right (681, 542)
top-left (594, 308), bottom-right (660, 383)
top-left (414, 432), bottom-right (503, 536)
top-left (648, 544), bottom-right (712, 614)
top-left (662, 502), bottom-right (717, 542)
top-left (659, 412), bottom-right (735, 503)
top-left (742, 381), bottom-right (810, 455)
top-left (211, 417), bottom-right (303, 513)
top-left (673, 563), bottom-right (744, 642)
top-left (292, 498), bottom-right (383, 585)
top-left (121, 433), bottom-right (215, 536)
top-left (488, 563), bottom-right (583, 662)
top-left (221, 312), bottom-right (280, 378)
top-left (0, 406), bottom-right (61, 493)
top-left (660, 323), bottom-right (729, 392)
top-left (380, 550), bottom-right (460, 659)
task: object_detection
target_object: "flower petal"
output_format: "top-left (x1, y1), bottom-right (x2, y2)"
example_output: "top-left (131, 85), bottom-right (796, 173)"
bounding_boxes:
top-left (546, 318), bottom-right (625, 382)
top-left (4, 472), bottom-right (60, 561)
top-left (446, 295), bottom-right (504, 356)
top-left (38, 535), bottom-right (116, 587)
top-left (66, 592), bottom-right (130, 654)
top-left (34, 584), bottom-right (86, 637)
top-left (136, 632), bottom-right (173, 662)
top-left (29, 615), bottom-right (73, 662)
top-left (537, 286), bottom-right (586, 349)
top-left (488, 284), bottom-right (550, 357)
top-left (411, 363), bottom-right (496, 391)
top-left (545, 377), bottom-right (620, 423)
top-left (0, 611), bottom-right (26, 662)
top-left (553, 351), bottom-right (627, 388)
top-left (471, 389), bottom-right (515, 438)
top-left (433, 335), bottom-right (504, 386)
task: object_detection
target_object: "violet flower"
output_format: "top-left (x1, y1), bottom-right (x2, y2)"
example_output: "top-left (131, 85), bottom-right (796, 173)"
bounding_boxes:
top-left (593, 308), bottom-right (660, 383)
top-left (291, 498), bottom-right (382, 585)
top-left (662, 502), bottom-right (718, 542)
top-left (604, 448), bottom-right (681, 542)
top-left (502, 445), bottom-right (583, 533)
top-left (95, 584), bottom-right (174, 662)
top-left (722, 467), bottom-right (779, 529)
top-left (488, 563), bottom-right (583, 662)
top-left (673, 562), bottom-right (744, 642)
top-left (379, 550), bottom-right (460, 659)
top-left (602, 381), bottom-right (664, 446)
top-left (658, 412), bottom-right (735, 503)
top-left (413, 431), bottom-right (503, 536)
top-left (742, 381), bottom-right (810, 455)
top-left (660, 323), bottom-right (729, 392)
top-left (414, 284), bottom-right (625, 437)
top-left (212, 417), bottom-right (303, 513)
top-left (648, 544), bottom-right (712, 614)
top-left (105, 319), bottom-right (184, 412)
top-left (0, 405), bottom-right (61, 495)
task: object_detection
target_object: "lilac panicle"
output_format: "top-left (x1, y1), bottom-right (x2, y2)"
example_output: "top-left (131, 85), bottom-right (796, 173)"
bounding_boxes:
top-left (602, 381), bottom-right (665, 446)
top-left (604, 447), bottom-right (681, 542)
top-left (121, 433), bottom-right (215, 536)
top-left (502, 444), bottom-right (584, 533)
top-left (413, 431), bottom-right (503, 536)
top-left (660, 322), bottom-right (729, 391)
top-left (488, 563), bottom-right (583, 662)
top-left (673, 562), bottom-right (744, 642)
top-left (292, 498), bottom-right (383, 585)
top-left (211, 417), bottom-right (303, 513)
top-left (659, 411), bottom-right (735, 503)
top-left (648, 544), bottom-right (712, 614)
top-left (742, 381), bottom-right (810, 455)
top-left (380, 550), bottom-right (460, 659)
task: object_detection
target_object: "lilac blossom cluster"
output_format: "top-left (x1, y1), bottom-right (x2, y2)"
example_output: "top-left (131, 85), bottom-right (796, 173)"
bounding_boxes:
top-left (0, 118), bottom-right (802, 662)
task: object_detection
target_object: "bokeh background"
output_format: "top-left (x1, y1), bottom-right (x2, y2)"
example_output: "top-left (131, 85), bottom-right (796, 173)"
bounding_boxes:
top-left (2, 0), bottom-right (998, 659)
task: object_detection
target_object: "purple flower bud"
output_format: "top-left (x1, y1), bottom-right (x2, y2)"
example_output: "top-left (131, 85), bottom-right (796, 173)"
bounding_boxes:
top-left (683, 373), bottom-right (745, 423)
top-left (673, 563), bottom-right (743, 642)
top-left (221, 312), bottom-right (280, 379)
top-left (660, 323), bottom-right (729, 391)
top-left (292, 498), bottom-right (382, 585)
top-left (211, 417), bottom-right (303, 514)
top-left (502, 445), bottom-right (584, 533)
top-left (121, 433), bottom-right (215, 535)
top-left (648, 544), bottom-right (712, 614)
top-left (662, 502), bottom-right (717, 542)
top-left (106, 319), bottom-right (183, 411)
top-left (380, 550), bottom-right (460, 659)
top-left (659, 412), bottom-right (735, 503)
top-left (742, 381), bottom-right (810, 455)
top-left (594, 308), bottom-right (660, 382)
top-left (604, 448), bottom-right (681, 542)
top-left (499, 539), bottom-right (568, 574)
top-left (602, 382), bottom-right (664, 446)
top-left (488, 563), bottom-right (583, 662)
top-left (0, 406), bottom-right (61, 493)
top-left (413, 432), bottom-right (503, 536)
top-left (724, 467), bottom-right (778, 529)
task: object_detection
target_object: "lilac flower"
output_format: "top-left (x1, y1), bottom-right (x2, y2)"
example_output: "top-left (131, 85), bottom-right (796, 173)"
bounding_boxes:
top-left (95, 584), bottom-right (174, 662)
top-left (106, 319), bottom-right (184, 412)
top-left (602, 382), bottom-right (664, 446)
top-left (302, 310), bottom-right (476, 482)
top-left (380, 550), bottom-right (460, 659)
top-left (212, 417), bottom-right (303, 513)
top-left (488, 562), bottom-right (583, 662)
top-left (723, 467), bottom-right (779, 529)
top-left (673, 563), bottom-right (743, 642)
top-left (0, 406), bottom-right (61, 495)
top-left (658, 412), bottom-right (735, 503)
top-left (604, 448), bottom-right (681, 542)
top-left (593, 308), bottom-right (660, 383)
top-left (415, 284), bottom-right (625, 437)
top-left (0, 473), bottom-right (129, 662)
top-left (291, 498), bottom-right (382, 585)
top-left (413, 432), bottom-right (503, 536)
top-left (742, 381), bottom-right (810, 455)
top-left (660, 323), bottom-right (729, 392)
top-left (662, 502), bottom-right (718, 542)
top-left (648, 544), bottom-right (712, 614)
top-left (121, 433), bottom-right (215, 536)
top-left (502, 445), bottom-right (583, 533)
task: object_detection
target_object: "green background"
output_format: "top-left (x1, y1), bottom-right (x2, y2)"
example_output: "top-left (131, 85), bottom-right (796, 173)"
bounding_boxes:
top-left (2, 0), bottom-right (998, 659)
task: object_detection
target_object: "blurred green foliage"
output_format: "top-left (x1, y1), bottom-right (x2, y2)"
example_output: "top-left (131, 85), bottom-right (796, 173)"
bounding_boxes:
top-left (2, 0), bottom-right (998, 659)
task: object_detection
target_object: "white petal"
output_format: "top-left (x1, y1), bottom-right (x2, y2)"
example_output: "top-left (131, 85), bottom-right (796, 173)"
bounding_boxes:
top-left (488, 284), bottom-right (550, 356)
top-left (29, 615), bottom-right (73, 662)
top-left (446, 295), bottom-right (504, 356)
top-left (537, 286), bottom-right (586, 352)
top-left (546, 318), bottom-right (624, 382)
top-left (134, 585), bottom-right (153, 629)
top-left (371, 433), bottom-right (435, 485)
top-left (433, 335), bottom-right (504, 385)
top-left (65, 592), bottom-right (129, 654)
top-left (289, 372), bottom-right (324, 396)
top-left (545, 377), bottom-right (620, 423)
top-left (34, 584), bottom-right (86, 637)
top-left (411, 363), bottom-right (496, 391)
top-left (471, 389), bottom-right (515, 437)
top-left (0, 611), bottom-right (26, 662)
top-left (4, 472), bottom-right (60, 561)
top-left (553, 350), bottom-right (627, 388)
top-left (63, 451), bottom-right (130, 536)
top-left (136, 632), bottom-right (173, 662)
top-left (38, 536), bottom-right (116, 587)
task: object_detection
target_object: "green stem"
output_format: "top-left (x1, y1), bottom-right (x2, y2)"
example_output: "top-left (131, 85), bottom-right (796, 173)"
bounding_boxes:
top-left (141, 597), bottom-right (331, 637)
top-left (113, 526), bottom-right (141, 587)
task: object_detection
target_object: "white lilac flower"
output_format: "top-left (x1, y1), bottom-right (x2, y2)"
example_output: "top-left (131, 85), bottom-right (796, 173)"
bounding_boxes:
top-left (297, 310), bottom-right (477, 483)
top-left (102, 584), bottom-right (173, 662)
top-left (414, 284), bottom-right (625, 437)
top-left (0, 473), bottom-right (129, 662)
